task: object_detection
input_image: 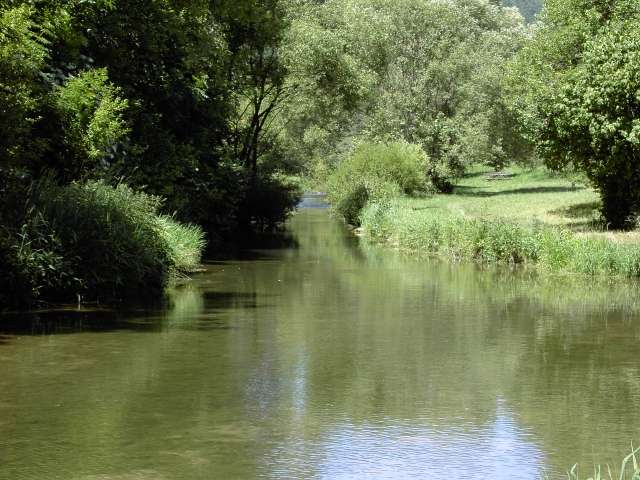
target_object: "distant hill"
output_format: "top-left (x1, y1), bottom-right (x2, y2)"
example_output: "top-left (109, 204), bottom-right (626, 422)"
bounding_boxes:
top-left (503, 0), bottom-right (542, 22)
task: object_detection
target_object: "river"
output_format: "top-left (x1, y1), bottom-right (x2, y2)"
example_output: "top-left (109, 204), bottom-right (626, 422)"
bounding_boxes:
top-left (1, 196), bottom-right (639, 479)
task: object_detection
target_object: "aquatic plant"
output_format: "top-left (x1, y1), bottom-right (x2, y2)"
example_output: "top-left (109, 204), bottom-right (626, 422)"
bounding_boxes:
top-left (566, 446), bottom-right (640, 480)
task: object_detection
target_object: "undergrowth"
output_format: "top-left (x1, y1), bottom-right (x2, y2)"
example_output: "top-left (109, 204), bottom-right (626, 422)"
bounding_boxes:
top-left (1, 179), bottom-right (206, 309)
top-left (360, 199), bottom-right (640, 278)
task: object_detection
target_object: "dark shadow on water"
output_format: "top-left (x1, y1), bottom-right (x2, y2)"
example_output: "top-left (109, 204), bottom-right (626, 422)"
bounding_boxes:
top-left (205, 230), bottom-right (299, 262)
top-left (202, 291), bottom-right (267, 311)
top-left (0, 289), bottom-right (276, 340)
top-left (0, 309), bottom-right (165, 337)
top-left (241, 230), bottom-right (299, 250)
top-left (204, 249), bottom-right (282, 263)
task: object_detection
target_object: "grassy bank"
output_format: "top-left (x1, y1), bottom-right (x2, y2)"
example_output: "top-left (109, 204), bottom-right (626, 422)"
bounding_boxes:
top-left (0, 180), bottom-right (206, 310)
top-left (356, 167), bottom-right (640, 278)
top-left (566, 446), bottom-right (640, 480)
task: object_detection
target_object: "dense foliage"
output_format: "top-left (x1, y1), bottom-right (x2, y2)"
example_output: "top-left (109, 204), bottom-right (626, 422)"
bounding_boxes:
top-left (5, 0), bottom-right (640, 307)
top-left (2, 0), bottom-right (300, 226)
top-left (280, 0), bottom-right (531, 190)
top-left (507, 0), bottom-right (640, 227)
top-left (0, 0), bottom-right (299, 308)
top-left (327, 141), bottom-right (427, 224)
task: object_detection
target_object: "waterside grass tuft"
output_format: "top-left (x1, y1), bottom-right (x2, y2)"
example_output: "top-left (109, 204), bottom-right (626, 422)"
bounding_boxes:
top-left (357, 167), bottom-right (640, 278)
top-left (1, 179), bottom-right (207, 309)
top-left (565, 446), bottom-right (640, 480)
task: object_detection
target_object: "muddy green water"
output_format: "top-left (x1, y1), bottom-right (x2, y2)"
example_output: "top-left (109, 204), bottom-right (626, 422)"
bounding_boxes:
top-left (1, 199), bottom-right (640, 479)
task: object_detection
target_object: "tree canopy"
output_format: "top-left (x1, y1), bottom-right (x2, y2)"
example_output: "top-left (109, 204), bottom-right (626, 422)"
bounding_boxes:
top-left (507, 0), bottom-right (640, 227)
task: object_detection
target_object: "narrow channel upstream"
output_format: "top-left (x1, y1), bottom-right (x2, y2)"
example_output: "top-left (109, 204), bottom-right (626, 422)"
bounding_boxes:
top-left (1, 196), bottom-right (639, 479)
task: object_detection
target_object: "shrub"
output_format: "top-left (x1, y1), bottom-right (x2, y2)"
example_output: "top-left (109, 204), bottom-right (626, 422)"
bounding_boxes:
top-left (421, 115), bottom-right (466, 193)
top-left (327, 141), bottom-right (427, 224)
top-left (12, 179), bottom-right (207, 304)
top-left (343, 141), bottom-right (428, 193)
top-left (157, 215), bottom-right (206, 273)
top-left (26, 179), bottom-right (169, 300)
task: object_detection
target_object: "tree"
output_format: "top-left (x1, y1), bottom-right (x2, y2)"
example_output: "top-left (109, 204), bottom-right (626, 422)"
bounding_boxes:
top-left (1, 0), bottom-right (300, 237)
top-left (280, 0), bottom-right (528, 190)
top-left (508, 0), bottom-right (640, 227)
top-left (0, 5), bottom-right (48, 168)
top-left (219, 0), bottom-right (290, 177)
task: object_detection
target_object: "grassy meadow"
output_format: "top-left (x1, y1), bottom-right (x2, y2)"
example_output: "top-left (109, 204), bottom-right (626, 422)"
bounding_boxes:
top-left (355, 166), bottom-right (640, 278)
top-left (400, 166), bottom-right (600, 231)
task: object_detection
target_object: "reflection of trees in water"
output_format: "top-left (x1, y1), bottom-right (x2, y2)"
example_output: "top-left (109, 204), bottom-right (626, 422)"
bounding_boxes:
top-left (2, 208), bottom-right (640, 478)
top-left (234, 209), bottom-right (640, 476)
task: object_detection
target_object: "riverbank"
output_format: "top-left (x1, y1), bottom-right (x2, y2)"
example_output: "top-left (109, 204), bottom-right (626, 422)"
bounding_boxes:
top-left (358, 167), bottom-right (640, 277)
top-left (0, 181), bottom-right (207, 310)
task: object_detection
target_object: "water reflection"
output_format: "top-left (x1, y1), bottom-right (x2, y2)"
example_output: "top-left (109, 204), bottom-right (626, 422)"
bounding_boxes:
top-left (271, 406), bottom-right (545, 479)
top-left (1, 205), bottom-right (640, 479)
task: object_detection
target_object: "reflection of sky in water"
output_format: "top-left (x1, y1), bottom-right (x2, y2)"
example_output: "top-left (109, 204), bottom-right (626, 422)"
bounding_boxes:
top-left (263, 401), bottom-right (546, 480)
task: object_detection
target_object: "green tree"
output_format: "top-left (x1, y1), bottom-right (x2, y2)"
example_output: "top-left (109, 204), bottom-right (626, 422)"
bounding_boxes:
top-left (508, 0), bottom-right (640, 227)
top-left (220, 0), bottom-right (291, 177)
top-left (281, 0), bottom-right (528, 190)
top-left (0, 5), bottom-right (48, 167)
top-left (54, 68), bottom-right (129, 179)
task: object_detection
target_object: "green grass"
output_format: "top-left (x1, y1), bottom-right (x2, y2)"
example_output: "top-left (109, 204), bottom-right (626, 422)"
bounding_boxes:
top-left (358, 166), bottom-right (640, 278)
top-left (1, 180), bottom-right (207, 309)
top-left (402, 166), bottom-right (602, 230)
top-left (565, 446), bottom-right (640, 480)
top-left (157, 215), bottom-right (207, 274)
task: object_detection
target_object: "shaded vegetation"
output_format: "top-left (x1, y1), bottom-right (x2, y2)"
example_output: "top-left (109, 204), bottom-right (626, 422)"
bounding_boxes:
top-left (1, 179), bottom-right (206, 307)
top-left (0, 0), bottom-right (300, 309)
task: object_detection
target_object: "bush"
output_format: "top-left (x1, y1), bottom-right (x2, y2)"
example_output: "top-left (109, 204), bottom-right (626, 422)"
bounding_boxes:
top-left (333, 177), bottom-right (400, 226)
top-left (157, 215), bottom-right (206, 273)
top-left (327, 141), bottom-right (427, 224)
top-left (27, 180), bottom-right (170, 300)
top-left (0, 179), bottom-right (207, 306)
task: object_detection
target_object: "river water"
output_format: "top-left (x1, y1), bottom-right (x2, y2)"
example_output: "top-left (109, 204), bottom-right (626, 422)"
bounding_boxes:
top-left (1, 196), bottom-right (640, 479)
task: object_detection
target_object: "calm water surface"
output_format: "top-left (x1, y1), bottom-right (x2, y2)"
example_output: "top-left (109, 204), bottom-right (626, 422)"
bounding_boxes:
top-left (1, 197), bottom-right (640, 479)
